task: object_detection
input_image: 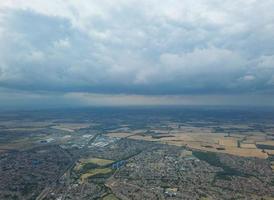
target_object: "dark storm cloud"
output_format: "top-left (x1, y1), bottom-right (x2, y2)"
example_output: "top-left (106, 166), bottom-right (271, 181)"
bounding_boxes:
top-left (0, 0), bottom-right (274, 95)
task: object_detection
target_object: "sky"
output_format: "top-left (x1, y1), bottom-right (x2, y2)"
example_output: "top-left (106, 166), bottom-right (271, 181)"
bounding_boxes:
top-left (0, 0), bottom-right (274, 109)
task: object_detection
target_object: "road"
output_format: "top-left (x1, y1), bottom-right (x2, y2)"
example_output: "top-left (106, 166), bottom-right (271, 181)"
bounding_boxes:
top-left (36, 132), bottom-right (102, 200)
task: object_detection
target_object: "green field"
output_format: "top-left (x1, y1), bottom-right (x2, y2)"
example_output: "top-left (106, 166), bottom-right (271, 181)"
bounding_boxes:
top-left (80, 168), bottom-right (113, 183)
top-left (102, 194), bottom-right (119, 200)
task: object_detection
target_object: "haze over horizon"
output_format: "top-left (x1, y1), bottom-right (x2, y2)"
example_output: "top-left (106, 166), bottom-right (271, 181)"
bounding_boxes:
top-left (1, 0), bottom-right (274, 108)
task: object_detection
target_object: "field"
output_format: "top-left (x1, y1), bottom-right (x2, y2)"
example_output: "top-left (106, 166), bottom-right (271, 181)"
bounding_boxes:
top-left (102, 194), bottom-right (119, 200)
top-left (80, 168), bottom-right (112, 183)
top-left (107, 132), bottom-right (135, 138)
top-left (51, 123), bottom-right (91, 132)
top-left (0, 136), bottom-right (47, 150)
top-left (75, 157), bottom-right (114, 171)
top-left (74, 157), bottom-right (114, 184)
top-left (81, 158), bottom-right (114, 166)
top-left (240, 143), bottom-right (257, 149)
top-left (265, 150), bottom-right (274, 155)
top-left (107, 129), bottom-right (269, 159)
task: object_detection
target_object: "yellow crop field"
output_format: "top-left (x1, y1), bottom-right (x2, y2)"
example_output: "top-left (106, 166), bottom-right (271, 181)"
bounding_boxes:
top-left (124, 132), bottom-right (268, 158)
top-left (106, 128), bottom-right (270, 158)
top-left (218, 138), bottom-right (238, 147)
top-left (240, 143), bottom-right (256, 149)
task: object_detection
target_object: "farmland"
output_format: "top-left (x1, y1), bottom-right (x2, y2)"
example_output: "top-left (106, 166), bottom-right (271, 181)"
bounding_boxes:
top-left (108, 129), bottom-right (269, 158)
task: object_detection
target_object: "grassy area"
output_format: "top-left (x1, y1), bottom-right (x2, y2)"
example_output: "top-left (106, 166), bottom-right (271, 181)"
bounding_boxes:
top-left (85, 158), bottom-right (114, 166)
top-left (75, 157), bottom-right (114, 171)
top-left (102, 194), bottom-right (119, 200)
top-left (80, 168), bottom-right (113, 183)
top-left (75, 157), bottom-right (115, 184)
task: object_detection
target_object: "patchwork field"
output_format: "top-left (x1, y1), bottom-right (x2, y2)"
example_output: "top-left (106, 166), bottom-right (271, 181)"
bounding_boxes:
top-left (107, 130), bottom-right (270, 159)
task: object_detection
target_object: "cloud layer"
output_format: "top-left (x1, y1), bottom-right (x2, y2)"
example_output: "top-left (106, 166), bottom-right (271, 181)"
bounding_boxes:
top-left (0, 0), bottom-right (274, 96)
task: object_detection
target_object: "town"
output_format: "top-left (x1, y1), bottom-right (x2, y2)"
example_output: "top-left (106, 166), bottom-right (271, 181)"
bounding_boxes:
top-left (0, 107), bottom-right (274, 200)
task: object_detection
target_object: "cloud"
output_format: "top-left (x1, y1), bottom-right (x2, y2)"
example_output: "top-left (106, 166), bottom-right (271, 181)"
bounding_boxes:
top-left (239, 75), bottom-right (255, 82)
top-left (257, 55), bottom-right (274, 69)
top-left (0, 0), bottom-right (274, 96)
top-left (53, 38), bottom-right (71, 49)
top-left (1, 88), bottom-right (274, 110)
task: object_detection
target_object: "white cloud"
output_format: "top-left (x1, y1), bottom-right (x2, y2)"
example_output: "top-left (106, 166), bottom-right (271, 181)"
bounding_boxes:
top-left (239, 75), bottom-right (255, 81)
top-left (158, 47), bottom-right (247, 87)
top-left (25, 50), bottom-right (45, 62)
top-left (0, 0), bottom-right (274, 96)
top-left (53, 38), bottom-right (71, 49)
top-left (257, 55), bottom-right (274, 69)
